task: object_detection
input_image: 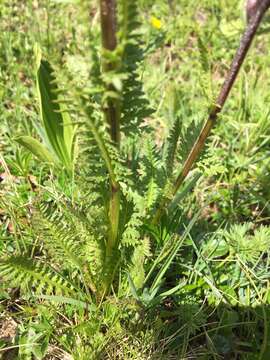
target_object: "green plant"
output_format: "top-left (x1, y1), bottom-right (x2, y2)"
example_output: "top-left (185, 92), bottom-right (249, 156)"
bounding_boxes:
top-left (1, 0), bottom-right (201, 301)
top-left (1, 0), bottom-right (270, 310)
top-left (2, 0), bottom-right (270, 358)
top-left (15, 45), bottom-right (77, 175)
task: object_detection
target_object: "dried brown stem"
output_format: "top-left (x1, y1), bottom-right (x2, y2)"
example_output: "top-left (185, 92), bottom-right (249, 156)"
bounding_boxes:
top-left (153, 0), bottom-right (270, 224)
top-left (99, 0), bottom-right (121, 295)
top-left (100, 0), bottom-right (117, 52)
top-left (99, 0), bottom-right (120, 145)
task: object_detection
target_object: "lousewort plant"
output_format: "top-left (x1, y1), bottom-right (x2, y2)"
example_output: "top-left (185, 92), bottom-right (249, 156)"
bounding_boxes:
top-left (1, 0), bottom-right (270, 314)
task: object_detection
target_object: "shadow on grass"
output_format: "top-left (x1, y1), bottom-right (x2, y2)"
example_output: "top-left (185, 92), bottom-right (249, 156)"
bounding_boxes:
top-left (0, 295), bottom-right (269, 359)
top-left (152, 303), bottom-right (270, 359)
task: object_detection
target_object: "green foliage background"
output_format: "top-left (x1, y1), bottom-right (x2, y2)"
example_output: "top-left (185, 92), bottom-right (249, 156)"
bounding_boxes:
top-left (1, 0), bottom-right (270, 359)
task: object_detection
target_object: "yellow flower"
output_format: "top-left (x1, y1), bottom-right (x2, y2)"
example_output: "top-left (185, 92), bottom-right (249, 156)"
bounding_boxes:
top-left (150, 16), bottom-right (162, 30)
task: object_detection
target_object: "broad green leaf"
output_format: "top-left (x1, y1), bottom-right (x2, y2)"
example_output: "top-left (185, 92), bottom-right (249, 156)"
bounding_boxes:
top-left (15, 136), bottom-right (56, 165)
top-left (35, 45), bottom-right (75, 171)
top-left (202, 237), bottom-right (229, 259)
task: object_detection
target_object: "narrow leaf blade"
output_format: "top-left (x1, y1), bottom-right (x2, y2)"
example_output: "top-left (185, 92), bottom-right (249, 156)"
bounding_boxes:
top-left (15, 136), bottom-right (56, 164)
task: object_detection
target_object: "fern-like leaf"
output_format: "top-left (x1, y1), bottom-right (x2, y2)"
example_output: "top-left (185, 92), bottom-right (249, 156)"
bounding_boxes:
top-left (118, 0), bottom-right (154, 138)
top-left (0, 256), bottom-right (75, 295)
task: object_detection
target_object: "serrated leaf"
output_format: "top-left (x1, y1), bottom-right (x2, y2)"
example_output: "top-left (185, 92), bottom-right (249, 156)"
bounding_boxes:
top-left (34, 295), bottom-right (95, 310)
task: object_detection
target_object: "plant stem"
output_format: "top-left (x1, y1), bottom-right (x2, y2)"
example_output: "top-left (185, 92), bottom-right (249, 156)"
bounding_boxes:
top-left (99, 0), bottom-right (121, 145)
top-left (100, 0), bottom-right (117, 51)
top-left (107, 182), bottom-right (120, 254)
top-left (153, 0), bottom-right (270, 224)
top-left (46, 0), bottom-right (51, 53)
top-left (99, 0), bottom-right (121, 286)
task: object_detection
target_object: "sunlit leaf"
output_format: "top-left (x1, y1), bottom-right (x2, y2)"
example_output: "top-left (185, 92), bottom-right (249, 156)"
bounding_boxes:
top-left (35, 44), bottom-right (76, 172)
top-left (15, 136), bottom-right (57, 165)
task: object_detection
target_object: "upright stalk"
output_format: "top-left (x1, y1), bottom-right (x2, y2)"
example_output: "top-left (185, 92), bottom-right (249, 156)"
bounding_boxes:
top-left (153, 0), bottom-right (270, 224)
top-left (99, 0), bottom-right (121, 145)
top-left (99, 0), bottom-right (121, 290)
